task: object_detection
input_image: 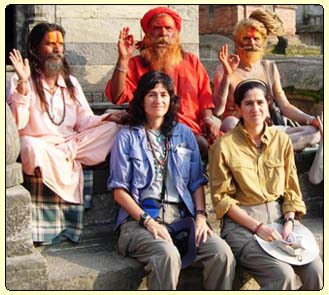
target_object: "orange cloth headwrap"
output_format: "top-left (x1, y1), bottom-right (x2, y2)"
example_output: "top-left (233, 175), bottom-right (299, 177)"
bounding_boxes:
top-left (141, 7), bottom-right (182, 33)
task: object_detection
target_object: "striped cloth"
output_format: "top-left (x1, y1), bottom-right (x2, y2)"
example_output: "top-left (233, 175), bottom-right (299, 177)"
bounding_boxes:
top-left (23, 169), bottom-right (93, 244)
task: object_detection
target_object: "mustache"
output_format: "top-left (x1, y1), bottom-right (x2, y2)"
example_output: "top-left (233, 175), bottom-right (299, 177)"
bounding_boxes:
top-left (46, 53), bottom-right (64, 59)
top-left (240, 45), bottom-right (262, 51)
top-left (154, 37), bottom-right (172, 46)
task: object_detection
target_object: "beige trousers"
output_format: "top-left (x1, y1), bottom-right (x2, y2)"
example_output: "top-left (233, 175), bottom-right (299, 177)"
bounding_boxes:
top-left (118, 219), bottom-right (236, 290)
top-left (221, 201), bottom-right (323, 290)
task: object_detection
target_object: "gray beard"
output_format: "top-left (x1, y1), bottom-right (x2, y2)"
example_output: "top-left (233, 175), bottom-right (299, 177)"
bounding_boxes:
top-left (43, 58), bottom-right (64, 77)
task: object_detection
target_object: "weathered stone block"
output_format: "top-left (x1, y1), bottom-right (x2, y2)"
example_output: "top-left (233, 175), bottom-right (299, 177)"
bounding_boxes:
top-left (71, 65), bottom-right (112, 93)
top-left (83, 193), bottom-right (118, 226)
top-left (57, 4), bottom-right (156, 19)
top-left (6, 162), bottom-right (23, 189)
top-left (6, 252), bottom-right (48, 290)
top-left (66, 43), bottom-right (118, 65)
top-left (6, 186), bottom-right (34, 257)
top-left (62, 18), bottom-right (139, 43)
top-left (6, 103), bottom-right (21, 166)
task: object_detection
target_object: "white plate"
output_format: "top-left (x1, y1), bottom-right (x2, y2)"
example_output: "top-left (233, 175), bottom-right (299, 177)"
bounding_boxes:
top-left (254, 222), bottom-right (319, 265)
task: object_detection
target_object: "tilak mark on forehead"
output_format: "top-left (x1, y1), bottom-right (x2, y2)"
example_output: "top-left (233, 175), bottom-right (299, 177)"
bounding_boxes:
top-left (248, 27), bottom-right (257, 38)
top-left (48, 31), bottom-right (64, 44)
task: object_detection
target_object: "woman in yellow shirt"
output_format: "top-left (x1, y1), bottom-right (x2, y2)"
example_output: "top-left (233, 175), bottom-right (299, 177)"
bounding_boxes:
top-left (209, 79), bottom-right (322, 290)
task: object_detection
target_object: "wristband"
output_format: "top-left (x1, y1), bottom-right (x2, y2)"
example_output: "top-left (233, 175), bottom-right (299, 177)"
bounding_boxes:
top-left (254, 222), bottom-right (263, 234)
top-left (115, 65), bottom-right (128, 73)
top-left (17, 79), bottom-right (28, 85)
top-left (196, 210), bottom-right (208, 218)
top-left (283, 217), bottom-right (295, 229)
top-left (139, 212), bottom-right (151, 227)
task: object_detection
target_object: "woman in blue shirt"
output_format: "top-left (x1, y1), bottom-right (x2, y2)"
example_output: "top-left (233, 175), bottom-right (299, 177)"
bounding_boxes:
top-left (108, 71), bottom-right (235, 290)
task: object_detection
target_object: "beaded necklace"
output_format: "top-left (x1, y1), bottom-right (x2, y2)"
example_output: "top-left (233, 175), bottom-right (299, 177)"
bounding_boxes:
top-left (46, 87), bottom-right (66, 126)
top-left (145, 127), bottom-right (169, 167)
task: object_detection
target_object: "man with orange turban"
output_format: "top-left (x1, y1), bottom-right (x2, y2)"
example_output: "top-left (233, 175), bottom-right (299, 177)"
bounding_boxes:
top-left (105, 6), bottom-right (220, 161)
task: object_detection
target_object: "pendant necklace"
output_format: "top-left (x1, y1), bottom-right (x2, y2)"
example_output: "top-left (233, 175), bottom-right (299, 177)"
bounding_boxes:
top-left (145, 127), bottom-right (169, 167)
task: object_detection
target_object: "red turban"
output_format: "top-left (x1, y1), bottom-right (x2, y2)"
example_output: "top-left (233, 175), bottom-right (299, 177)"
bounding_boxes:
top-left (141, 7), bottom-right (182, 33)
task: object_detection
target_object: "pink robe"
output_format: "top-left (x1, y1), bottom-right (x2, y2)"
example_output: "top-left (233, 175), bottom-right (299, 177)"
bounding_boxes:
top-left (7, 74), bottom-right (119, 204)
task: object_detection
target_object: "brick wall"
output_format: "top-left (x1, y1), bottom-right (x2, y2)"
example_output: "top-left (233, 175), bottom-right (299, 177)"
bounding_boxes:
top-left (199, 5), bottom-right (297, 37)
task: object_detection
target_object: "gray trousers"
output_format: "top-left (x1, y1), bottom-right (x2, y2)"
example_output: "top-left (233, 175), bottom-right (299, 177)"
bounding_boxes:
top-left (118, 220), bottom-right (236, 290)
top-left (221, 201), bottom-right (323, 290)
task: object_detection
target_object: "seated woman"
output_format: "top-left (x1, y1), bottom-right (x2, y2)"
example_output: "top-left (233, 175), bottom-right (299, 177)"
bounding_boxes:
top-left (213, 8), bottom-right (321, 152)
top-left (107, 71), bottom-right (235, 290)
top-left (7, 22), bottom-right (120, 244)
top-left (209, 79), bottom-right (323, 290)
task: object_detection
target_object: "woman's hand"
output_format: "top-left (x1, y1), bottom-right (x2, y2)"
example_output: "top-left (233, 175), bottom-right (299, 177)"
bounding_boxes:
top-left (117, 27), bottom-right (135, 60)
top-left (9, 49), bottom-right (31, 82)
top-left (218, 44), bottom-right (239, 75)
top-left (281, 220), bottom-right (294, 241)
top-left (145, 219), bottom-right (173, 244)
top-left (256, 223), bottom-right (282, 242)
top-left (195, 214), bottom-right (213, 247)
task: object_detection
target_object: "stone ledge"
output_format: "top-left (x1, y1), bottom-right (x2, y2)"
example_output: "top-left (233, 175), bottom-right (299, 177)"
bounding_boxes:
top-left (6, 185), bottom-right (34, 257)
top-left (6, 251), bottom-right (48, 290)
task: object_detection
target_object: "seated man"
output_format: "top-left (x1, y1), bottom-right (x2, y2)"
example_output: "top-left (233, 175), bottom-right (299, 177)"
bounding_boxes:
top-left (7, 22), bottom-right (120, 244)
top-left (105, 6), bottom-right (221, 161)
top-left (213, 8), bottom-right (321, 152)
top-left (108, 71), bottom-right (235, 290)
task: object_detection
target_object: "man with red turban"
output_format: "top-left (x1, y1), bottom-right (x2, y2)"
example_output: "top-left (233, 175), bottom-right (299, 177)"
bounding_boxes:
top-left (105, 6), bottom-right (220, 161)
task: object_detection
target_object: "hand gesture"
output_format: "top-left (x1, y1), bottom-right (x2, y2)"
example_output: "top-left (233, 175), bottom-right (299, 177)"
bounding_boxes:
top-left (9, 49), bottom-right (31, 81)
top-left (218, 44), bottom-right (239, 75)
top-left (117, 27), bottom-right (135, 60)
top-left (195, 214), bottom-right (213, 247)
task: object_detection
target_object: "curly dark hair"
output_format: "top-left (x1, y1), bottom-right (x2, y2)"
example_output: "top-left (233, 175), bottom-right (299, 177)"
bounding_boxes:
top-left (27, 22), bottom-right (77, 111)
top-left (129, 71), bottom-right (179, 137)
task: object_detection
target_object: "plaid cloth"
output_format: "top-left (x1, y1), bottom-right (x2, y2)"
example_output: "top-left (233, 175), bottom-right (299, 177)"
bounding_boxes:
top-left (23, 169), bottom-right (94, 244)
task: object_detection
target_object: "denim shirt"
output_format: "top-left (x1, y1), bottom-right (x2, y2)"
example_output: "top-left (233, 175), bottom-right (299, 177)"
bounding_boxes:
top-left (108, 123), bottom-right (207, 228)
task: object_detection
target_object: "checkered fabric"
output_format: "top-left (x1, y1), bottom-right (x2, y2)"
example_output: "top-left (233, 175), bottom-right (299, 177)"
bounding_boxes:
top-left (23, 169), bottom-right (94, 244)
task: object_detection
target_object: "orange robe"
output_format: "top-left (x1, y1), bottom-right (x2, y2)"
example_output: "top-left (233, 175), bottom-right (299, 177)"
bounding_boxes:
top-left (105, 52), bottom-right (214, 135)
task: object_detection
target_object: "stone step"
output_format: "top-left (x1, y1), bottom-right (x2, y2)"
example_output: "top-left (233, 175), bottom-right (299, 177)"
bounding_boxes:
top-left (37, 224), bottom-right (145, 290)
top-left (37, 216), bottom-right (322, 290)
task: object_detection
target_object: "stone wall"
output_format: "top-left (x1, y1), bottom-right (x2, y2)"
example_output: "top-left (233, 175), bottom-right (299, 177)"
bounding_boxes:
top-left (9, 5), bottom-right (199, 109)
top-left (296, 4), bottom-right (323, 52)
top-left (199, 5), bottom-right (297, 38)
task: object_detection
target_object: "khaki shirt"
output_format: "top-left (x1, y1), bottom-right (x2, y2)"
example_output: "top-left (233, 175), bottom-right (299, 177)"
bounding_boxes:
top-left (209, 123), bottom-right (306, 219)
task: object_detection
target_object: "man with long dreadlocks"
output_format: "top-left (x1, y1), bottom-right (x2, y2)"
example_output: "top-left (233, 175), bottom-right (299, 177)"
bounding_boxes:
top-left (213, 8), bottom-right (321, 152)
top-left (105, 6), bottom-right (221, 162)
top-left (7, 22), bottom-right (120, 244)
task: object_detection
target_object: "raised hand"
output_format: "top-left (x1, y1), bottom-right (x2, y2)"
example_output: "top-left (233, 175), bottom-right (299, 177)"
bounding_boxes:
top-left (9, 49), bottom-right (31, 81)
top-left (218, 44), bottom-right (240, 75)
top-left (117, 27), bottom-right (135, 60)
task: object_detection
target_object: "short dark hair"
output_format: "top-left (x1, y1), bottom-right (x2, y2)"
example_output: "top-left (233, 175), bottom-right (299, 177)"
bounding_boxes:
top-left (234, 79), bottom-right (268, 106)
top-left (129, 71), bottom-right (179, 137)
